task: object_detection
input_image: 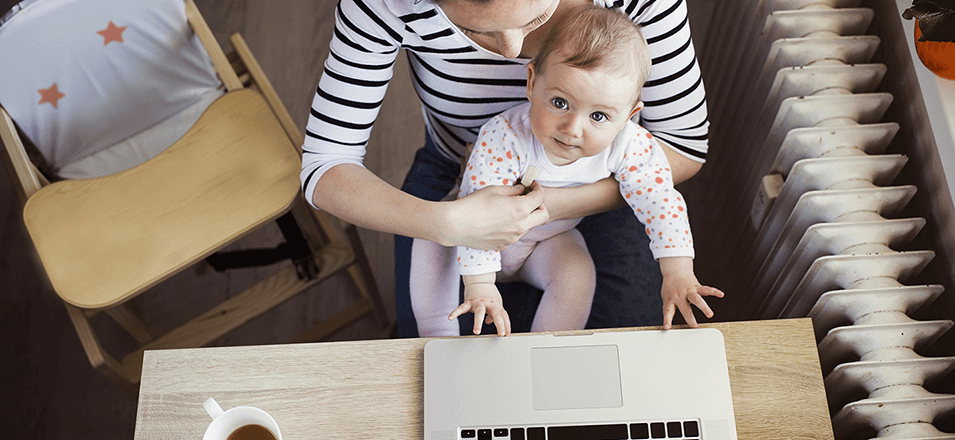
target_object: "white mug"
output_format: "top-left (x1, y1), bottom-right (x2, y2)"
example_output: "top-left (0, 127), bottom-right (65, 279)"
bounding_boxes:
top-left (202, 397), bottom-right (283, 440)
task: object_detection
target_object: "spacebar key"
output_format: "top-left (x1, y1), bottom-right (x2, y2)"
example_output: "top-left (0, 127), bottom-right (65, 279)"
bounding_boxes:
top-left (547, 424), bottom-right (629, 440)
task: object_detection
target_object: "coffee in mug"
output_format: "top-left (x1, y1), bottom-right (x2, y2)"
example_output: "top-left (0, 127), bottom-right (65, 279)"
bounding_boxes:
top-left (226, 423), bottom-right (278, 440)
top-left (203, 398), bottom-right (282, 440)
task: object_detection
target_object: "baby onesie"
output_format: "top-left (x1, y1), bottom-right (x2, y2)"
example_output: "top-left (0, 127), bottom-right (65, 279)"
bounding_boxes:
top-left (457, 102), bottom-right (694, 277)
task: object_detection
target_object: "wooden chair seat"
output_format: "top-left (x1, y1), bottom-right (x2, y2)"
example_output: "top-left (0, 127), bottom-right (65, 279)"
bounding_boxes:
top-left (23, 89), bottom-right (300, 309)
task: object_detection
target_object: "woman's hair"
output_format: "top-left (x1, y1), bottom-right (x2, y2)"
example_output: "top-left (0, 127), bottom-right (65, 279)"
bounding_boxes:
top-left (532, 5), bottom-right (651, 99)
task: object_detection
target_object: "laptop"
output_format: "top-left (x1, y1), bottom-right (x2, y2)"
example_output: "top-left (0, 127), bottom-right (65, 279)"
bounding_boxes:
top-left (423, 329), bottom-right (737, 440)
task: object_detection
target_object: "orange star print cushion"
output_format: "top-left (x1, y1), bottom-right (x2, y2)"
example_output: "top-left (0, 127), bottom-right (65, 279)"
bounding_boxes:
top-left (0, 0), bottom-right (221, 177)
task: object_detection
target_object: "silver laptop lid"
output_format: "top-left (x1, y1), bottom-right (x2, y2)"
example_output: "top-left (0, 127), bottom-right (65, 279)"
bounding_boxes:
top-left (424, 329), bottom-right (737, 440)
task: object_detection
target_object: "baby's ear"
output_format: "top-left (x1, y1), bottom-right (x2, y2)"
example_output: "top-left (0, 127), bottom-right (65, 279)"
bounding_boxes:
top-left (629, 100), bottom-right (644, 119)
top-left (526, 62), bottom-right (537, 98)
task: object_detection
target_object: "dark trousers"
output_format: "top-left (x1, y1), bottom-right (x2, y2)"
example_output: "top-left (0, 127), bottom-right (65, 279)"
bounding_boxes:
top-left (394, 134), bottom-right (663, 337)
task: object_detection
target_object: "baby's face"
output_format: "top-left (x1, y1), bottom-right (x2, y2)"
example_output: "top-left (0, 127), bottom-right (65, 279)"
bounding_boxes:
top-left (527, 60), bottom-right (642, 166)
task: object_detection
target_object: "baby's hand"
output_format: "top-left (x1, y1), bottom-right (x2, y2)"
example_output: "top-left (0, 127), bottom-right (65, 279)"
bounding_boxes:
top-left (450, 280), bottom-right (511, 336)
top-left (659, 257), bottom-right (724, 329)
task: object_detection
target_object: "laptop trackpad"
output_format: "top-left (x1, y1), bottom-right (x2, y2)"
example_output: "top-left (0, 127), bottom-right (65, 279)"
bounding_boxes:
top-left (530, 345), bottom-right (623, 411)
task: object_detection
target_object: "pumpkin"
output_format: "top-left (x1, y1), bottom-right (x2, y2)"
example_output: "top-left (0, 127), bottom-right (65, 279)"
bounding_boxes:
top-left (903, 0), bottom-right (955, 80)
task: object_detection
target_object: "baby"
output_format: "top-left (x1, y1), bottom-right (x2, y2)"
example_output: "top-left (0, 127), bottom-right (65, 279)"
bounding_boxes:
top-left (410, 4), bottom-right (722, 336)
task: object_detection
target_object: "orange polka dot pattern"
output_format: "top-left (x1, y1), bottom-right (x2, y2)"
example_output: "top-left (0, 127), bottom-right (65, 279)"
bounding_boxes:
top-left (456, 116), bottom-right (522, 275)
top-left (614, 130), bottom-right (693, 258)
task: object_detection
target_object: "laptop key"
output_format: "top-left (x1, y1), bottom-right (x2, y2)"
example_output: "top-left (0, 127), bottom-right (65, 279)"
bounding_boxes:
top-left (547, 423), bottom-right (629, 440)
top-left (461, 429), bottom-right (476, 438)
top-left (630, 423), bottom-right (650, 439)
top-left (527, 427), bottom-right (545, 440)
top-left (478, 429), bottom-right (492, 440)
top-left (667, 421), bottom-right (682, 438)
top-left (493, 428), bottom-right (508, 437)
top-left (510, 428), bottom-right (525, 440)
top-left (683, 421), bottom-right (699, 437)
top-left (650, 422), bottom-right (666, 438)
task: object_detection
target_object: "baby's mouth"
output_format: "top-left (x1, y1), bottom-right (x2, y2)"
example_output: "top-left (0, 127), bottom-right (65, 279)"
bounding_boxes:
top-left (554, 138), bottom-right (577, 149)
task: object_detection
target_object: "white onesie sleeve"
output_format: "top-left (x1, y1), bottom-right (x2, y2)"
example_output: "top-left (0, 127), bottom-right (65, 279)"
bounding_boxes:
top-left (614, 126), bottom-right (694, 259)
top-left (455, 115), bottom-right (526, 276)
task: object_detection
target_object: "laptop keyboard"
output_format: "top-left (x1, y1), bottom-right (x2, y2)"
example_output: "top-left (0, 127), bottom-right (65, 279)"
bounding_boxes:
top-left (459, 420), bottom-right (701, 440)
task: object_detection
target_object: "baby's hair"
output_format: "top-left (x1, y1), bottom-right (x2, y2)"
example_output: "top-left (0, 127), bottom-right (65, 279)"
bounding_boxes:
top-left (532, 5), bottom-right (651, 101)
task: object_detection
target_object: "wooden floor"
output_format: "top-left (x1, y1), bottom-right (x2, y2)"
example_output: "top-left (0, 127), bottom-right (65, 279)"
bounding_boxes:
top-left (0, 0), bottom-right (714, 438)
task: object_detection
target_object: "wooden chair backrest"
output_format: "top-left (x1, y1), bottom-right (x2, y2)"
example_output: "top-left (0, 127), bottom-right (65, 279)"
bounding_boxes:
top-left (0, 105), bottom-right (43, 203)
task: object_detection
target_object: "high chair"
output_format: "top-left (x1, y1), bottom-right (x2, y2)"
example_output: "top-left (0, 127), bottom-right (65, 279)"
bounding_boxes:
top-left (0, 0), bottom-right (388, 394)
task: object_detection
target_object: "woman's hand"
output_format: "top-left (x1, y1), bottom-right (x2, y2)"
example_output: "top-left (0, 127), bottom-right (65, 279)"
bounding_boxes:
top-left (659, 257), bottom-right (724, 329)
top-left (437, 182), bottom-right (549, 250)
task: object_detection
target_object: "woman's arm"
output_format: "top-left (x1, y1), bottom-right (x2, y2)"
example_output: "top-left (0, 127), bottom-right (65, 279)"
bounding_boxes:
top-left (313, 163), bottom-right (548, 250)
top-left (661, 140), bottom-right (704, 184)
top-left (540, 136), bottom-right (703, 222)
top-left (537, 177), bottom-right (625, 221)
top-left (304, 1), bottom-right (546, 249)
top-left (628, 0), bottom-right (710, 167)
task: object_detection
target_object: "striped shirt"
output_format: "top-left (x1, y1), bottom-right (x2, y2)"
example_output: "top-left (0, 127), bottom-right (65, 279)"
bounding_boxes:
top-left (301, 0), bottom-right (708, 205)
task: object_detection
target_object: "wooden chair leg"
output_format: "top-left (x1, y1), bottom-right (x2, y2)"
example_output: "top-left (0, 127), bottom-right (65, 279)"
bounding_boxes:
top-left (294, 194), bottom-right (390, 328)
top-left (64, 303), bottom-right (139, 396)
top-left (289, 197), bottom-right (332, 251)
top-left (222, 28), bottom-right (391, 338)
top-left (288, 195), bottom-right (390, 333)
top-left (104, 303), bottom-right (158, 345)
top-left (290, 299), bottom-right (374, 343)
top-left (342, 223), bottom-right (390, 328)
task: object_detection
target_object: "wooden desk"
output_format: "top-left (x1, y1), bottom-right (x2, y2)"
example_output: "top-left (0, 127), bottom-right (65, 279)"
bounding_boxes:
top-left (134, 318), bottom-right (833, 440)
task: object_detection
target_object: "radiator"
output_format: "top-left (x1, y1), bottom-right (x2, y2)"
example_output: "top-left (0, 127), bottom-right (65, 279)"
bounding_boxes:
top-left (688, 0), bottom-right (955, 438)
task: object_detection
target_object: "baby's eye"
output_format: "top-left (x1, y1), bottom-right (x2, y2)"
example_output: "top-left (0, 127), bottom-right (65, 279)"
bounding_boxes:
top-left (590, 112), bottom-right (608, 122)
top-left (551, 97), bottom-right (568, 110)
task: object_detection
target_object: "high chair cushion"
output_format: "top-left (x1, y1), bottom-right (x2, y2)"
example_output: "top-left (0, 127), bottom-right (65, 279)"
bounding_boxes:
top-left (0, 0), bottom-right (222, 178)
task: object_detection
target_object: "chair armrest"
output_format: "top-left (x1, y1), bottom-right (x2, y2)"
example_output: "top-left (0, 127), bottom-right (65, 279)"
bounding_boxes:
top-left (0, 106), bottom-right (43, 203)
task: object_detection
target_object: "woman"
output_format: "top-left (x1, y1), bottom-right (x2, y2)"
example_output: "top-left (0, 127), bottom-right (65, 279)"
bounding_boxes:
top-left (301, 0), bottom-right (709, 336)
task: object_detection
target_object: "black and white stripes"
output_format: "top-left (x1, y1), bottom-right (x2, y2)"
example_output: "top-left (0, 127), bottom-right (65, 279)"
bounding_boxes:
top-left (301, 0), bottom-right (708, 202)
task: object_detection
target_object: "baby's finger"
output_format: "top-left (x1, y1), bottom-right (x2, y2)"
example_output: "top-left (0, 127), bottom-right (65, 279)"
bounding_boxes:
top-left (698, 285), bottom-right (725, 298)
top-left (504, 309), bottom-right (512, 335)
top-left (679, 301), bottom-right (700, 328)
top-left (662, 303), bottom-right (676, 330)
top-left (472, 305), bottom-right (487, 335)
top-left (489, 309), bottom-right (509, 337)
top-left (448, 302), bottom-right (472, 321)
top-left (688, 292), bottom-right (715, 318)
